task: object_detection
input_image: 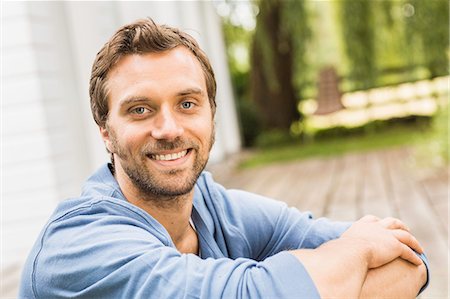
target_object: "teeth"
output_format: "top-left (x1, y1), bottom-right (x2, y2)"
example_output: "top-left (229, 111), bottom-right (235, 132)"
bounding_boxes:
top-left (152, 150), bottom-right (187, 161)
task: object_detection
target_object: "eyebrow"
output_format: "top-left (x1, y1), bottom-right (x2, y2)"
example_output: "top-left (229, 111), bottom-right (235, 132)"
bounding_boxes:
top-left (119, 96), bottom-right (150, 107)
top-left (177, 88), bottom-right (205, 97)
top-left (118, 88), bottom-right (206, 107)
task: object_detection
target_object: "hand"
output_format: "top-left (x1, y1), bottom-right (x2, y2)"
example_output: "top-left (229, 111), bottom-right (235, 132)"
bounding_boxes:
top-left (340, 215), bottom-right (424, 269)
top-left (360, 258), bottom-right (428, 299)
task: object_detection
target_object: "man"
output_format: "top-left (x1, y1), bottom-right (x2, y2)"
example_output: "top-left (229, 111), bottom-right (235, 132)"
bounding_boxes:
top-left (19, 18), bottom-right (428, 298)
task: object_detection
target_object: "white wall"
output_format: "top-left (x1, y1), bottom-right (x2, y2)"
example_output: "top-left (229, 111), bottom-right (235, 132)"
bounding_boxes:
top-left (1, 2), bottom-right (240, 297)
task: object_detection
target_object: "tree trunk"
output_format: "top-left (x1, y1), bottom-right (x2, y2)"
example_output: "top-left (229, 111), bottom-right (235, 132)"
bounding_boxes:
top-left (250, 0), bottom-right (300, 131)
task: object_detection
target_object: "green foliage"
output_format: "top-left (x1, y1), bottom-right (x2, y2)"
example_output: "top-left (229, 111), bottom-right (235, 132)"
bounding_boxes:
top-left (414, 107), bottom-right (449, 168)
top-left (222, 18), bottom-right (259, 147)
top-left (311, 116), bottom-right (431, 140)
top-left (222, 19), bottom-right (253, 79)
top-left (237, 99), bottom-right (262, 147)
top-left (250, 0), bottom-right (311, 130)
top-left (252, 0), bottom-right (279, 93)
top-left (338, 0), bottom-right (376, 90)
top-left (435, 108), bottom-right (449, 163)
top-left (374, 2), bottom-right (412, 74)
top-left (279, 0), bottom-right (312, 89)
top-left (255, 129), bottom-right (297, 149)
top-left (252, 0), bottom-right (311, 93)
top-left (433, 108), bottom-right (449, 164)
top-left (220, 0), bottom-right (449, 151)
top-left (337, 0), bottom-right (449, 91)
top-left (241, 118), bottom-right (433, 168)
top-left (406, 0), bottom-right (449, 78)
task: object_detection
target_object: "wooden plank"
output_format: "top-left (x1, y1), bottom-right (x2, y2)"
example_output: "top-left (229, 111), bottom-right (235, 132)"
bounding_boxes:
top-left (418, 169), bottom-right (449, 233)
top-left (420, 169), bottom-right (449, 200)
top-left (430, 197), bottom-right (449, 232)
top-left (360, 150), bottom-right (397, 218)
top-left (215, 166), bottom-right (257, 190)
top-left (258, 162), bottom-right (311, 201)
top-left (214, 156), bottom-right (343, 219)
top-left (209, 154), bottom-right (258, 190)
top-left (235, 164), bottom-right (286, 196)
top-left (290, 156), bottom-right (341, 218)
top-left (385, 148), bottom-right (448, 299)
top-left (323, 153), bottom-right (362, 221)
top-left (271, 157), bottom-right (336, 215)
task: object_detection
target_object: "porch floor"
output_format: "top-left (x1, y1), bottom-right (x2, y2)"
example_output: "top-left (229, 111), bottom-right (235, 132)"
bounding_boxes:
top-left (210, 147), bottom-right (449, 299)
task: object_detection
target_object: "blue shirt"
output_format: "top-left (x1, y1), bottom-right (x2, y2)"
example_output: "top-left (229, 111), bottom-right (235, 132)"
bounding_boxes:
top-left (18, 164), bottom-right (419, 298)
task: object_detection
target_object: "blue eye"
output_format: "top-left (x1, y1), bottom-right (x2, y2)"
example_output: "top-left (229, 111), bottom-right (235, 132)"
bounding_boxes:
top-left (181, 101), bottom-right (193, 109)
top-left (132, 107), bottom-right (147, 114)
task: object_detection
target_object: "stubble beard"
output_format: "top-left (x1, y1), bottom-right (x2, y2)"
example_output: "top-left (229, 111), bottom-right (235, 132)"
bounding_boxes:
top-left (109, 128), bottom-right (215, 203)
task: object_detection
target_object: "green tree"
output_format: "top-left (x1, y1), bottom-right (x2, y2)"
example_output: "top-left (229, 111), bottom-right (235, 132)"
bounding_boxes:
top-left (406, 0), bottom-right (449, 78)
top-left (250, 0), bottom-right (311, 131)
top-left (337, 0), bottom-right (376, 90)
top-left (222, 19), bottom-right (262, 146)
top-left (371, 1), bottom-right (418, 85)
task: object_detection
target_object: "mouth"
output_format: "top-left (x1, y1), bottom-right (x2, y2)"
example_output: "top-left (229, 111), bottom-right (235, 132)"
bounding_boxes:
top-left (149, 149), bottom-right (190, 162)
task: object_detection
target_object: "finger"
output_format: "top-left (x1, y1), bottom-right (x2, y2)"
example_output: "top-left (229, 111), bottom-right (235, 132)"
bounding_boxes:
top-left (360, 215), bottom-right (380, 223)
top-left (399, 243), bottom-right (423, 266)
top-left (392, 229), bottom-right (424, 254)
top-left (380, 217), bottom-right (410, 231)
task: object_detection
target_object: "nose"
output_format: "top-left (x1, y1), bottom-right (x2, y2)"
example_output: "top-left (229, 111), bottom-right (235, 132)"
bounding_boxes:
top-left (151, 106), bottom-right (184, 140)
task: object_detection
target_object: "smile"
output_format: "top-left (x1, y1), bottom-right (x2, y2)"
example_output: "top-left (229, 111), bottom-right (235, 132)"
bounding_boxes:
top-left (150, 150), bottom-right (188, 161)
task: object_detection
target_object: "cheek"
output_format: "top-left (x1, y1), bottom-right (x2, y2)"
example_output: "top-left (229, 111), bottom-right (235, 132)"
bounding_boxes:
top-left (198, 120), bottom-right (214, 148)
top-left (126, 135), bottom-right (147, 153)
top-left (115, 124), bottom-right (149, 152)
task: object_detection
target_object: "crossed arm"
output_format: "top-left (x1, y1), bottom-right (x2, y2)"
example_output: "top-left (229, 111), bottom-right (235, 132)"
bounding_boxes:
top-left (290, 215), bottom-right (427, 298)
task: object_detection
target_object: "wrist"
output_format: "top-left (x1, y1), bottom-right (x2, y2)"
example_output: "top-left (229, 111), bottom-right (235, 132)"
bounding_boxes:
top-left (337, 236), bottom-right (372, 270)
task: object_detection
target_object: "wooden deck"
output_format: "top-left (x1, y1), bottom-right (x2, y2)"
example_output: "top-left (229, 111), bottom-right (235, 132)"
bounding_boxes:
top-left (210, 147), bottom-right (449, 299)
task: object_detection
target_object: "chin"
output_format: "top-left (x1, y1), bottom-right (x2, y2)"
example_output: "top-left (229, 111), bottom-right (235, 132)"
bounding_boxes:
top-left (144, 169), bottom-right (200, 197)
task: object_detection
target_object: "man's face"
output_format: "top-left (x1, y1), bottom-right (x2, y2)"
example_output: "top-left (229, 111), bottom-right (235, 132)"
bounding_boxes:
top-left (101, 47), bottom-right (214, 200)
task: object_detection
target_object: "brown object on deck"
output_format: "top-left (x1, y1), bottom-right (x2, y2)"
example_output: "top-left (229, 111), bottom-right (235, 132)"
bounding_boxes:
top-left (314, 66), bottom-right (344, 115)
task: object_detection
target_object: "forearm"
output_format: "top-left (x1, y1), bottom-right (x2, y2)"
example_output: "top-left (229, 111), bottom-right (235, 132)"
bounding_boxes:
top-left (290, 238), bottom-right (370, 298)
top-left (289, 216), bottom-right (425, 299)
top-left (360, 258), bottom-right (427, 299)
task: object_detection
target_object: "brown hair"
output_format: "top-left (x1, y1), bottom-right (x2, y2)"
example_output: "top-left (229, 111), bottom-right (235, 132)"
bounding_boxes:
top-left (89, 18), bottom-right (217, 128)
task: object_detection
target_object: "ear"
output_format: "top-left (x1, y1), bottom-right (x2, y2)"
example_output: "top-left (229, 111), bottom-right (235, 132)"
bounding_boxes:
top-left (99, 126), bottom-right (113, 153)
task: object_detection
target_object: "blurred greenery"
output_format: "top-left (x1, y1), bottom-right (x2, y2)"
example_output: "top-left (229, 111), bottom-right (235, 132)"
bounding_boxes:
top-left (222, 18), bottom-right (262, 146)
top-left (435, 108), bottom-right (449, 164)
top-left (218, 0), bottom-right (449, 157)
top-left (406, 0), bottom-right (450, 78)
top-left (338, 0), bottom-right (376, 90)
top-left (250, 0), bottom-right (310, 130)
top-left (336, 0), bottom-right (449, 91)
top-left (240, 116), bottom-right (436, 168)
top-left (413, 107), bottom-right (449, 169)
top-left (254, 129), bottom-right (296, 149)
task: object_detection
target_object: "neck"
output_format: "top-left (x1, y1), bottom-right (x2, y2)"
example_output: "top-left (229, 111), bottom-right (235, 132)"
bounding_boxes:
top-left (132, 191), bottom-right (194, 241)
top-left (113, 164), bottom-right (198, 254)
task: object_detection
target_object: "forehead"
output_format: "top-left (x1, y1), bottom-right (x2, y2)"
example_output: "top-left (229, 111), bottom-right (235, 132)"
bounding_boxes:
top-left (106, 47), bottom-right (206, 102)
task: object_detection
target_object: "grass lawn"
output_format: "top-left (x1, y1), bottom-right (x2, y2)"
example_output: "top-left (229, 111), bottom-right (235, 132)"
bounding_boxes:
top-left (240, 123), bottom-right (435, 168)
